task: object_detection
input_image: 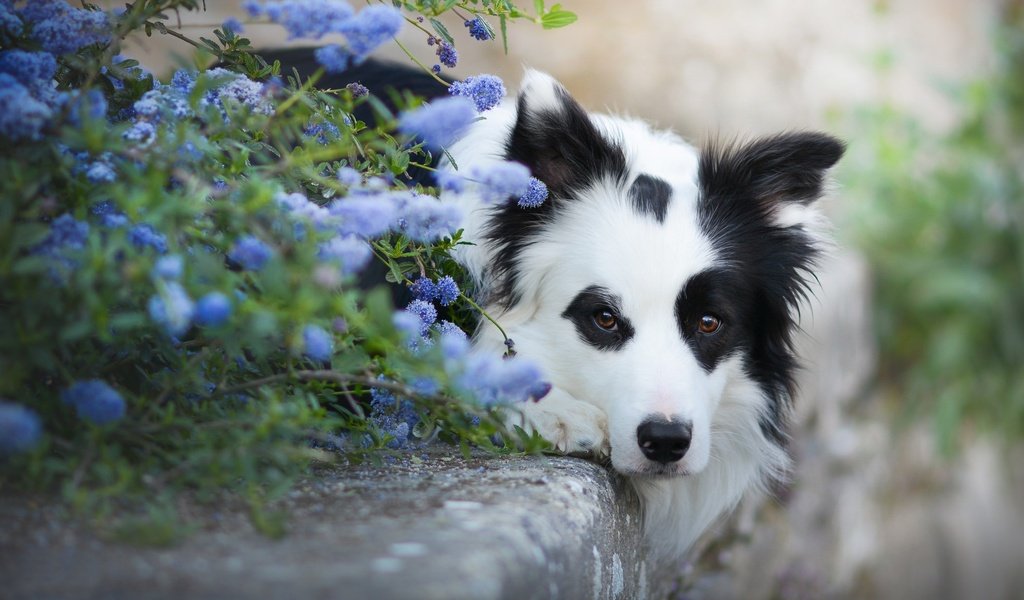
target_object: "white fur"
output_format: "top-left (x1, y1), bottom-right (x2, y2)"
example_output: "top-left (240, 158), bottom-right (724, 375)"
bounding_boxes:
top-left (442, 71), bottom-right (807, 559)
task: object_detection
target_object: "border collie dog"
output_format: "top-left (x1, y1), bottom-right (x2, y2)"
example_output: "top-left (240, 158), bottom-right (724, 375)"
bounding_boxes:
top-left (271, 48), bottom-right (844, 558)
top-left (443, 71), bottom-right (844, 558)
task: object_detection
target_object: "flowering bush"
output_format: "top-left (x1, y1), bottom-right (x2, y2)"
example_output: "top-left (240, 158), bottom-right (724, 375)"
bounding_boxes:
top-left (0, 0), bottom-right (575, 528)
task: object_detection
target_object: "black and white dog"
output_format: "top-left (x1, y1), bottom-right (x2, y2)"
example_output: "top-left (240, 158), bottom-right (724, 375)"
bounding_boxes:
top-left (443, 71), bottom-right (843, 557)
top-left (277, 50), bottom-right (844, 558)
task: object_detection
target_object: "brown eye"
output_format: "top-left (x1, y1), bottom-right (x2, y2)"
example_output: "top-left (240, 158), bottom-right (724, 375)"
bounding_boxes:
top-left (697, 315), bottom-right (722, 335)
top-left (593, 309), bottom-right (618, 331)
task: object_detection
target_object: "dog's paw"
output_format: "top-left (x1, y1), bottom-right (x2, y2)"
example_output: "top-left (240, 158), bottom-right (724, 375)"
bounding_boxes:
top-left (516, 389), bottom-right (610, 458)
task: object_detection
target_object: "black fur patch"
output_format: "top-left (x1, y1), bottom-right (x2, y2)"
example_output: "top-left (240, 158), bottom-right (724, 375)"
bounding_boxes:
top-left (562, 286), bottom-right (635, 351)
top-left (484, 85), bottom-right (628, 308)
top-left (696, 132), bottom-right (844, 444)
top-left (628, 174), bottom-right (672, 223)
top-left (674, 269), bottom-right (747, 372)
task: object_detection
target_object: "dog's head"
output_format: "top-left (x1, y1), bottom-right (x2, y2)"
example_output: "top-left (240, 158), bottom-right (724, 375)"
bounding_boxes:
top-left (480, 72), bottom-right (843, 477)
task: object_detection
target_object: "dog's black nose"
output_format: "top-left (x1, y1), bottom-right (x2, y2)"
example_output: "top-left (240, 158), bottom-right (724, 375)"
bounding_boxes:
top-left (636, 419), bottom-right (692, 464)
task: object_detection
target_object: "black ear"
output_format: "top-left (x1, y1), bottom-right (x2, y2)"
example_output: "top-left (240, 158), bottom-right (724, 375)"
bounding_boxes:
top-left (504, 71), bottom-right (626, 198)
top-left (699, 132), bottom-right (845, 209)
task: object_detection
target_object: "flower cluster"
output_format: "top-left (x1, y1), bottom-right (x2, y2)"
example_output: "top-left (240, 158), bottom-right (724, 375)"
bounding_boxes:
top-left (411, 275), bottom-right (460, 306)
top-left (433, 163), bottom-right (549, 208)
top-left (0, 402), bottom-right (41, 454)
top-left (245, 0), bottom-right (402, 70)
top-left (61, 380), bottom-right (126, 425)
top-left (449, 75), bottom-right (506, 112)
top-left (440, 335), bottom-right (550, 408)
top-left (397, 96), bottom-right (477, 149)
top-left (0, 3), bottom-right (116, 141)
top-left (302, 324), bottom-right (334, 361)
top-left (17, 1), bottom-right (111, 56)
top-left (464, 17), bottom-right (493, 41)
top-left (368, 384), bottom-right (420, 449)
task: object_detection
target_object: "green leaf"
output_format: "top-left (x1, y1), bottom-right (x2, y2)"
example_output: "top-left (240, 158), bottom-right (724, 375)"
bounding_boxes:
top-left (429, 18), bottom-right (454, 46)
top-left (540, 9), bottom-right (577, 29)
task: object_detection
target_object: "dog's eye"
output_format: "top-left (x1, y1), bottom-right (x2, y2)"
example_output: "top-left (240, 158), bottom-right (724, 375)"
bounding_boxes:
top-left (697, 314), bottom-right (722, 335)
top-left (592, 309), bottom-right (619, 331)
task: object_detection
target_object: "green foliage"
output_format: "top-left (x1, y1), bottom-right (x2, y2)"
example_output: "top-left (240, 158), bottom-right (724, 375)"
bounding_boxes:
top-left (840, 9), bottom-right (1024, 450)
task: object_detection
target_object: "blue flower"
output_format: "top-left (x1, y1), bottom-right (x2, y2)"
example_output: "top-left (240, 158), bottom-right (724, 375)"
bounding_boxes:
top-left (346, 82), bottom-right (368, 97)
top-left (439, 330), bottom-right (470, 360)
top-left (0, 4), bottom-right (24, 38)
top-left (455, 354), bottom-right (547, 407)
top-left (153, 255), bottom-right (183, 280)
top-left (302, 324), bottom-right (334, 361)
top-left (392, 310), bottom-right (422, 341)
top-left (337, 5), bottom-right (403, 60)
top-left (85, 159), bottom-right (116, 183)
top-left (433, 169), bottom-right (465, 193)
top-left (222, 17), bottom-right (244, 34)
top-left (61, 380), bottom-right (126, 425)
top-left (517, 177), bottom-right (549, 208)
top-left (0, 74), bottom-right (53, 141)
top-left (410, 377), bottom-right (439, 397)
top-left (195, 292), bottom-right (232, 327)
top-left (0, 50), bottom-right (57, 89)
top-left (228, 235), bottom-right (273, 271)
top-left (317, 234), bottom-right (371, 275)
top-left (246, 0), bottom-right (356, 40)
top-left (435, 40), bottom-right (457, 68)
top-left (20, 1), bottom-right (111, 55)
top-left (435, 320), bottom-right (467, 342)
top-left (397, 96), bottom-right (476, 149)
top-left (133, 91), bottom-right (162, 118)
top-left (392, 193), bottom-right (462, 242)
top-left (64, 89), bottom-right (108, 125)
top-left (448, 74), bottom-right (505, 112)
top-left (0, 402), bottom-right (42, 454)
top-left (410, 277), bottom-right (437, 302)
top-left (405, 300), bottom-right (437, 336)
top-left (201, 68), bottom-right (273, 116)
top-left (91, 200), bottom-right (129, 228)
top-left (314, 44), bottom-right (352, 74)
top-left (123, 120), bottom-right (157, 146)
top-left (434, 275), bottom-right (460, 306)
top-left (336, 166), bottom-right (361, 187)
top-left (34, 213), bottom-right (89, 272)
top-left (148, 282), bottom-right (195, 336)
top-left (304, 120), bottom-right (341, 144)
top-left (329, 194), bottom-right (398, 238)
top-left (277, 191), bottom-right (329, 224)
top-left (129, 223), bottom-right (168, 254)
top-left (469, 161), bottom-right (532, 203)
top-left (464, 17), bottom-right (492, 41)
top-left (368, 380), bottom-right (418, 448)
top-left (170, 69), bottom-right (196, 94)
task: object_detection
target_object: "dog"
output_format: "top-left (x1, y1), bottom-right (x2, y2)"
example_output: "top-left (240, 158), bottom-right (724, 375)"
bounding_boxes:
top-left (269, 49), bottom-right (844, 558)
top-left (441, 71), bottom-right (844, 558)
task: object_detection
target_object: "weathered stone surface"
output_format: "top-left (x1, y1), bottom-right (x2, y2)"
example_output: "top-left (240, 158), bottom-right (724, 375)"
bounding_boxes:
top-left (1, 452), bottom-right (663, 600)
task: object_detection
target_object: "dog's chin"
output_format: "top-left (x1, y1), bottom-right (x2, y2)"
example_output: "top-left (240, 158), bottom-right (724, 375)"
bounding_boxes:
top-left (613, 463), bottom-right (693, 479)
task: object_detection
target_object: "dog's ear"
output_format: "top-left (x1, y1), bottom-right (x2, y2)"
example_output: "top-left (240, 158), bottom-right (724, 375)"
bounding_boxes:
top-left (700, 132), bottom-right (845, 229)
top-left (505, 70), bottom-right (626, 198)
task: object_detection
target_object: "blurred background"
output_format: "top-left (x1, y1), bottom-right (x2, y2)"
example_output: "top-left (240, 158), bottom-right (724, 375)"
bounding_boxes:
top-left (119, 1), bottom-right (1024, 597)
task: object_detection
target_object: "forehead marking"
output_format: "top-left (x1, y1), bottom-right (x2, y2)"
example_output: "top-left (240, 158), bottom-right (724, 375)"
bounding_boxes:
top-left (628, 173), bottom-right (672, 223)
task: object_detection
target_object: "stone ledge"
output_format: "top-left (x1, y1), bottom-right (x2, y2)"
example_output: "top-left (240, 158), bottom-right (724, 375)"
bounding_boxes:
top-left (2, 451), bottom-right (662, 600)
